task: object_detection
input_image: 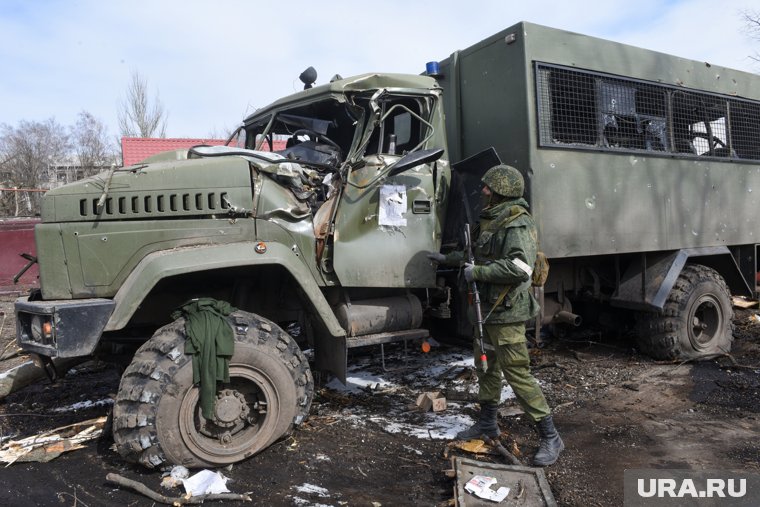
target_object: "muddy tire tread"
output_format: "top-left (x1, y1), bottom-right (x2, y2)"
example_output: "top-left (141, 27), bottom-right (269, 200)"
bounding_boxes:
top-left (113, 311), bottom-right (313, 468)
top-left (636, 264), bottom-right (734, 360)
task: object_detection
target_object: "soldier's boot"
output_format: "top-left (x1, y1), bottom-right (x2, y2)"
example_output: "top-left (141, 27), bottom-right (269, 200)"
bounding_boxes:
top-left (456, 402), bottom-right (500, 440)
top-left (533, 415), bottom-right (564, 466)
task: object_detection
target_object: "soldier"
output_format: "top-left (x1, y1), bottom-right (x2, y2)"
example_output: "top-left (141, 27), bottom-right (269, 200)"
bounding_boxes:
top-left (427, 164), bottom-right (563, 466)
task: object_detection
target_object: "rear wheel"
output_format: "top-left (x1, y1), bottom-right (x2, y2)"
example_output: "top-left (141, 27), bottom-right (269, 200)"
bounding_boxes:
top-left (113, 310), bottom-right (313, 468)
top-left (636, 264), bottom-right (734, 360)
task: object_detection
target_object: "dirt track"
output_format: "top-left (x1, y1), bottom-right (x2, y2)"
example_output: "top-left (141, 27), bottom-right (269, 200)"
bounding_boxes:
top-left (1, 293), bottom-right (759, 506)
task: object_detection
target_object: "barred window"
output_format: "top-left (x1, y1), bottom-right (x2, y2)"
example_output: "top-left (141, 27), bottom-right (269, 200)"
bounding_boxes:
top-left (535, 62), bottom-right (760, 162)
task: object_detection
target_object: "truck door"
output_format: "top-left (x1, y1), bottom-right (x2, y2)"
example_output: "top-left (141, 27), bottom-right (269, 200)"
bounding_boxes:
top-left (332, 100), bottom-right (442, 288)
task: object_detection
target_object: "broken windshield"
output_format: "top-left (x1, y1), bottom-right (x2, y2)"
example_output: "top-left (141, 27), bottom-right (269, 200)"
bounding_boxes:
top-left (244, 91), bottom-right (434, 169)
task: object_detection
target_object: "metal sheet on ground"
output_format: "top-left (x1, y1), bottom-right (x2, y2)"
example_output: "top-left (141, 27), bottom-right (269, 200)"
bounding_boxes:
top-left (454, 457), bottom-right (557, 506)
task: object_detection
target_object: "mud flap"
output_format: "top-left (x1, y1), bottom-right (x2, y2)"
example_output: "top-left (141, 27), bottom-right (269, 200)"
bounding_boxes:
top-left (611, 246), bottom-right (752, 311)
top-left (314, 334), bottom-right (347, 384)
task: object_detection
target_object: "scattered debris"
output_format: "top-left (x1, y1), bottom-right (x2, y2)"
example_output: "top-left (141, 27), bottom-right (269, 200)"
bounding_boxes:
top-left (106, 473), bottom-right (252, 505)
top-left (449, 439), bottom-right (493, 455)
top-left (451, 456), bottom-right (557, 506)
top-left (416, 391), bottom-right (447, 412)
top-left (482, 435), bottom-right (522, 466)
top-left (0, 332), bottom-right (21, 360)
top-left (182, 469), bottom-right (230, 496)
top-left (294, 483), bottom-right (330, 497)
top-left (53, 398), bottom-right (114, 413)
top-left (464, 474), bottom-right (510, 502)
top-left (448, 436), bottom-right (522, 466)
top-left (732, 296), bottom-right (759, 309)
top-left (0, 416), bottom-right (106, 465)
top-left (161, 465), bottom-right (190, 489)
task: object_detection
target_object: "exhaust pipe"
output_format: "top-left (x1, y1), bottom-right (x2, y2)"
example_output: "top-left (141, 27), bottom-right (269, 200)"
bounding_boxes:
top-left (552, 310), bottom-right (582, 327)
top-left (539, 294), bottom-right (582, 327)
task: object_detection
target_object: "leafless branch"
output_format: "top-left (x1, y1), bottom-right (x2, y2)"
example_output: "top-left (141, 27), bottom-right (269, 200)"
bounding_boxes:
top-left (106, 473), bottom-right (252, 504)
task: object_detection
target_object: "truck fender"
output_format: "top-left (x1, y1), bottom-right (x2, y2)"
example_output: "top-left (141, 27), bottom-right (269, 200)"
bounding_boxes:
top-left (611, 246), bottom-right (752, 311)
top-left (104, 241), bottom-right (346, 337)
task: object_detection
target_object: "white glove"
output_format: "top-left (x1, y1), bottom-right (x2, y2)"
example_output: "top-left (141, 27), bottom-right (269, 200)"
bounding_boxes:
top-left (463, 262), bottom-right (475, 283)
top-left (426, 251), bottom-right (446, 263)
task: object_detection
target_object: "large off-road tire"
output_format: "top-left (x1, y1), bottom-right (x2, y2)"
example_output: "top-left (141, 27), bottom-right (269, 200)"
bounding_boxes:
top-left (112, 310), bottom-right (313, 469)
top-left (636, 264), bottom-right (734, 360)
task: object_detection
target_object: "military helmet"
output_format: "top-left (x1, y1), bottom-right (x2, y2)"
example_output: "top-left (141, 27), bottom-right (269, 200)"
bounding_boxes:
top-left (482, 164), bottom-right (524, 197)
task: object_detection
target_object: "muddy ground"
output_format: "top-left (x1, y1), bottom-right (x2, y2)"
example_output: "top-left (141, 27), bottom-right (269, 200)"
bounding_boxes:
top-left (1, 292), bottom-right (759, 506)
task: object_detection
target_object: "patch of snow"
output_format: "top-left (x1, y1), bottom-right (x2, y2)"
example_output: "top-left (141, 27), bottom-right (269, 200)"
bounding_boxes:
top-left (53, 398), bottom-right (114, 413)
top-left (322, 346), bottom-right (519, 441)
top-left (403, 445), bottom-right (423, 455)
top-left (291, 498), bottom-right (334, 507)
top-left (371, 412), bottom-right (476, 440)
top-left (294, 483), bottom-right (330, 497)
top-left (325, 369), bottom-right (393, 394)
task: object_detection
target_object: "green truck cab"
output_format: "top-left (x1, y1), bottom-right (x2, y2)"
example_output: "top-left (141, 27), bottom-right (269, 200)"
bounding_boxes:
top-left (15, 22), bottom-right (760, 468)
top-left (16, 72), bottom-right (449, 468)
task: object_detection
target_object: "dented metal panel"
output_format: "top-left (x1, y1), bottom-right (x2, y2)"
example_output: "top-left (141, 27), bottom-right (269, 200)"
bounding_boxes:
top-left (332, 157), bottom-right (440, 287)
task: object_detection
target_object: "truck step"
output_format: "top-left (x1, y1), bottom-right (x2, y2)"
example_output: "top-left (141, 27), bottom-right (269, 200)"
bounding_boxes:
top-left (345, 329), bottom-right (429, 349)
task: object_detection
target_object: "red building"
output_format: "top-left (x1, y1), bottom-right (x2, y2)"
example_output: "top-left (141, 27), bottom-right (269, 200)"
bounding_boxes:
top-left (121, 137), bottom-right (288, 166)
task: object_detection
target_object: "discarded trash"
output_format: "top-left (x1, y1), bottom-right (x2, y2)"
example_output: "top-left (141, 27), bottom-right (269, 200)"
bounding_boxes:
top-left (464, 475), bottom-right (510, 502)
top-left (0, 416), bottom-right (106, 465)
top-left (450, 439), bottom-right (492, 455)
top-left (107, 472), bottom-right (252, 504)
top-left (416, 391), bottom-right (446, 412)
top-left (452, 457), bottom-right (557, 506)
top-left (161, 465), bottom-right (190, 489)
top-left (182, 469), bottom-right (230, 496)
top-left (732, 296), bottom-right (759, 309)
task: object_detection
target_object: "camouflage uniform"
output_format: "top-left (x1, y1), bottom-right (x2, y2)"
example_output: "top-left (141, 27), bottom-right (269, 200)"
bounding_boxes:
top-left (444, 195), bottom-right (550, 422)
top-left (432, 164), bottom-right (563, 466)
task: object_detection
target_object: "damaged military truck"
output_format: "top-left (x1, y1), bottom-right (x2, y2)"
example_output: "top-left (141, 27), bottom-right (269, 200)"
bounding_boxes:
top-left (16, 73), bottom-right (449, 468)
top-left (433, 22), bottom-right (760, 360)
top-left (14, 21), bottom-right (760, 468)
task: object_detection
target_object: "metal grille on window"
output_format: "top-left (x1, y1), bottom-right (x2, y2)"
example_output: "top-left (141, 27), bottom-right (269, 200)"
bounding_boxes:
top-left (535, 62), bottom-right (760, 162)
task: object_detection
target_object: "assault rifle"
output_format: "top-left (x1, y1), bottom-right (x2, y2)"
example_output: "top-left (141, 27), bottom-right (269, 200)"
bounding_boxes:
top-left (464, 223), bottom-right (488, 372)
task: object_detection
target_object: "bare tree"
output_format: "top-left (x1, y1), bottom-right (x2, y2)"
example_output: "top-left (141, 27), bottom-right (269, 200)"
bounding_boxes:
top-left (743, 9), bottom-right (760, 64)
top-left (0, 118), bottom-right (70, 215)
top-left (71, 111), bottom-right (116, 177)
top-left (117, 71), bottom-right (168, 138)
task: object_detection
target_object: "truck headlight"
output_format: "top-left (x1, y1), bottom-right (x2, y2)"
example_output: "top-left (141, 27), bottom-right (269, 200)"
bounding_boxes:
top-left (30, 315), bottom-right (54, 345)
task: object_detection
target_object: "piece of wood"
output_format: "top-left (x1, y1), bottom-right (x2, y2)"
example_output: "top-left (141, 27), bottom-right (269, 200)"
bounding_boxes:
top-left (0, 416), bottom-right (107, 465)
top-left (732, 297), bottom-right (759, 309)
top-left (105, 473), bottom-right (252, 505)
top-left (482, 436), bottom-right (522, 466)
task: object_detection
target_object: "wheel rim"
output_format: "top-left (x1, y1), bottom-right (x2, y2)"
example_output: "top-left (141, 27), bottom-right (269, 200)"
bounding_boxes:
top-left (688, 293), bottom-right (723, 350)
top-left (178, 364), bottom-right (281, 464)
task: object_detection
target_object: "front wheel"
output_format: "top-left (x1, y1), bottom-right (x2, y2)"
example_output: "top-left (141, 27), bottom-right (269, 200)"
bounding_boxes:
top-left (112, 310), bottom-right (313, 468)
top-left (636, 264), bottom-right (734, 360)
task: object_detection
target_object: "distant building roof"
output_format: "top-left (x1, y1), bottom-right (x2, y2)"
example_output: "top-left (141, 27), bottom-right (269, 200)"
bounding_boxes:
top-left (121, 137), bottom-right (228, 167)
top-left (121, 137), bottom-right (288, 166)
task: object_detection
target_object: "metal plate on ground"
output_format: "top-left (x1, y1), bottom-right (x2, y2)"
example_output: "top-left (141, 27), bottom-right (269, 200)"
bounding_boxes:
top-left (454, 457), bottom-right (557, 506)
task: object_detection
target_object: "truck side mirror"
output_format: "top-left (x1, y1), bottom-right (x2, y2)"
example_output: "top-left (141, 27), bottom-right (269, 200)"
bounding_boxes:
top-left (388, 148), bottom-right (444, 177)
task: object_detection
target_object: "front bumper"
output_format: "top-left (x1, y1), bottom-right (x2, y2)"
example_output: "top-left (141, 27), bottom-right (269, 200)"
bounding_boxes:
top-left (15, 297), bottom-right (115, 358)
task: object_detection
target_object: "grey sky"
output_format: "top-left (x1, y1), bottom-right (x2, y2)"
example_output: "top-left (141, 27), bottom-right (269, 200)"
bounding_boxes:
top-left (0, 0), bottom-right (757, 139)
